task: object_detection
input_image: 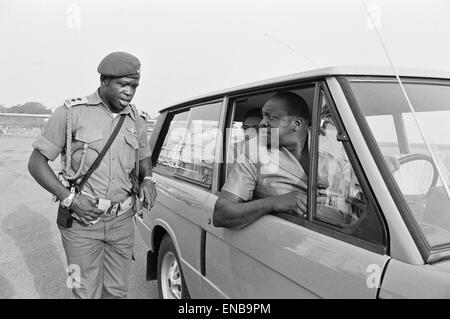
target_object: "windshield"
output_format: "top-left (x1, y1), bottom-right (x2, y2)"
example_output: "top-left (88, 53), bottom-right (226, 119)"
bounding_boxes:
top-left (347, 76), bottom-right (450, 249)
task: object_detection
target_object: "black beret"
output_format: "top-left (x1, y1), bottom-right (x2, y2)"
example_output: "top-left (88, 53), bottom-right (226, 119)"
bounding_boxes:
top-left (97, 51), bottom-right (141, 79)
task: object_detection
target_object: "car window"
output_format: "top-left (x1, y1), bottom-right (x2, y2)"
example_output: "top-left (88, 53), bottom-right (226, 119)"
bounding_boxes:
top-left (222, 86), bottom-right (315, 184)
top-left (314, 89), bottom-right (385, 246)
top-left (156, 102), bottom-right (222, 188)
top-left (219, 84), bottom-right (385, 249)
top-left (366, 115), bottom-right (400, 156)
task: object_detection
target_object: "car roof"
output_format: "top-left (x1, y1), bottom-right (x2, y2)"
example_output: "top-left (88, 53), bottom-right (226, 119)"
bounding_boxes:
top-left (158, 65), bottom-right (450, 113)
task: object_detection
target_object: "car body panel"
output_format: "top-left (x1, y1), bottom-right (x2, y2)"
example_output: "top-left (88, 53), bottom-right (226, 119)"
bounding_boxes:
top-left (380, 259), bottom-right (450, 298)
top-left (203, 211), bottom-right (390, 298)
top-left (138, 173), bottom-right (213, 297)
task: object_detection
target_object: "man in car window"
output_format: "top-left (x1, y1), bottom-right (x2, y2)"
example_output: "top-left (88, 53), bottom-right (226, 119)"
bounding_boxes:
top-left (236, 108), bottom-right (262, 154)
top-left (227, 108), bottom-right (262, 175)
top-left (214, 92), bottom-right (310, 229)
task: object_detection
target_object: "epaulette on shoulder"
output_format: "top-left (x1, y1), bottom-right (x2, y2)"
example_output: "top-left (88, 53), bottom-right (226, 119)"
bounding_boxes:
top-left (132, 104), bottom-right (150, 120)
top-left (64, 96), bottom-right (88, 108)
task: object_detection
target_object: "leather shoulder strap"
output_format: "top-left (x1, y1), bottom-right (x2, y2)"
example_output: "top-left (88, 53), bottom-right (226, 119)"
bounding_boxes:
top-left (132, 105), bottom-right (141, 178)
top-left (75, 114), bottom-right (126, 191)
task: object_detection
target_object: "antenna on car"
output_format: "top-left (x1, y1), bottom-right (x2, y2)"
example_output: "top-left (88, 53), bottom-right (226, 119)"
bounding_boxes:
top-left (264, 32), bottom-right (320, 68)
top-left (361, 0), bottom-right (450, 199)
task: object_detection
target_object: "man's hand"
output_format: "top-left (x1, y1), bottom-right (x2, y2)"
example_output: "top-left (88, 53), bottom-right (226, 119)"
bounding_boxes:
top-left (271, 191), bottom-right (308, 217)
top-left (295, 188), bottom-right (328, 216)
top-left (316, 188), bottom-right (328, 207)
top-left (139, 179), bottom-right (157, 209)
top-left (291, 188), bottom-right (330, 217)
top-left (70, 193), bottom-right (104, 222)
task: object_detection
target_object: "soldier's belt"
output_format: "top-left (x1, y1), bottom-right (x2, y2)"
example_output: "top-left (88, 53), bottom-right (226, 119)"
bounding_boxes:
top-left (72, 194), bottom-right (135, 225)
top-left (102, 196), bottom-right (134, 217)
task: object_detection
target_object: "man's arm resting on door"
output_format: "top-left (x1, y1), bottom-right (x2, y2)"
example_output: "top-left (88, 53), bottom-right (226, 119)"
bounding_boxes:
top-left (213, 190), bottom-right (305, 229)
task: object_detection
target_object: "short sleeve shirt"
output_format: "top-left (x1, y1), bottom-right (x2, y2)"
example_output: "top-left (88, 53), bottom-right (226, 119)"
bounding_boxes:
top-left (32, 89), bottom-right (151, 202)
top-left (222, 144), bottom-right (308, 201)
top-left (222, 134), bottom-right (363, 221)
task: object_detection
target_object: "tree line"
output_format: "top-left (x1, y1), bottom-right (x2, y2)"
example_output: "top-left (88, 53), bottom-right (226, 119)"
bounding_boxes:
top-left (0, 102), bottom-right (51, 129)
top-left (0, 102), bottom-right (52, 114)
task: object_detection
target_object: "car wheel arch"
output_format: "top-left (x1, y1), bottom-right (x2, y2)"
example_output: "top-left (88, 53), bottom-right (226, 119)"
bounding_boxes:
top-left (150, 221), bottom-right (183, 263)
top-left (147, 225), bottom-right (168, 279)
top-left (157, 233), bottom-right (191, 299)
top-left (152, 225), bottom-right (167, 255)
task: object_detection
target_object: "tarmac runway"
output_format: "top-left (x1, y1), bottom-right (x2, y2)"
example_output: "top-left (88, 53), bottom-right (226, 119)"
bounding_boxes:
top-left (0, 136), bottom-right (158, 299)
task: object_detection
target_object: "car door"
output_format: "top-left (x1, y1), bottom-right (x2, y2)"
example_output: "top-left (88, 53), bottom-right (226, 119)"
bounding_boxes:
top-left (202, 82), bottom-right (391, 298)
top-left (139, 100), bottom-right (224, 297)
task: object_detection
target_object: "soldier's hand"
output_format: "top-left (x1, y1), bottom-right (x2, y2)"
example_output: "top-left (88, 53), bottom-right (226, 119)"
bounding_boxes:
top-left (70, 193), bottom-right (104, 221)
top-left (139, 179), bottom-right (157, 209)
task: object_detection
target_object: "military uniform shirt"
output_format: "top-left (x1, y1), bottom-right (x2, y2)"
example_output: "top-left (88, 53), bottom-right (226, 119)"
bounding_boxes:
top-left (32, 89), bottom-right (151, 203)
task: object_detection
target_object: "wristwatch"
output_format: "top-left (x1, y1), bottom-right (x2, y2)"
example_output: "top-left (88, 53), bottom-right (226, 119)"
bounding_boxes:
top-left (61, 192), bottom-right (76, 208)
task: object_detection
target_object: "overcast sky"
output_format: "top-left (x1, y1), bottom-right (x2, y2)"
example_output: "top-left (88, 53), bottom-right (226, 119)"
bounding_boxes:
top-left (0, 0), bottom-right (449, 117)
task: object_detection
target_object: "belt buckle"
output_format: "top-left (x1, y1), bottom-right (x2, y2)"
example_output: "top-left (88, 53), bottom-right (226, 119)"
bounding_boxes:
top-left (107, 203), bottom-right (120, 216)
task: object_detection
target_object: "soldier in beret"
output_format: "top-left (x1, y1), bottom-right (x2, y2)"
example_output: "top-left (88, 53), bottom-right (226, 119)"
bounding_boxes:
top-left (28, 51), bottom-right (157, 298)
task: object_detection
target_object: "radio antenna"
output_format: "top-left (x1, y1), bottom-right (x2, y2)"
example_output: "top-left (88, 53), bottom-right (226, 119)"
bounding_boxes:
top-left (264, 32), bottom-right (320, 68)
top-left (361, 0), bottom-right (450, 199)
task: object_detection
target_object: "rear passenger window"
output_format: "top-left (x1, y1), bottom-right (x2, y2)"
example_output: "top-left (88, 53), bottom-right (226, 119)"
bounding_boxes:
top-left (156, 102), bottom-right (222, 188)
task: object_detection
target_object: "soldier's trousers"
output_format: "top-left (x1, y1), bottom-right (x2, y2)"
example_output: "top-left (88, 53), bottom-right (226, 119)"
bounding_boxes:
top-left (58, 208), bottom-right (135, 299)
